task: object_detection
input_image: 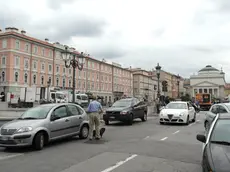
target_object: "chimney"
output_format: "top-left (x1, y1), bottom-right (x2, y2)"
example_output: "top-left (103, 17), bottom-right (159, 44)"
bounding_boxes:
top-left (5, 27), bottom-right (12, 32)
top-left (45, 38), bottom-right (49, 42)
top-left (21, 30), bottom-right (26, 34)
top-left (12, 27), bottom-right (19, 32)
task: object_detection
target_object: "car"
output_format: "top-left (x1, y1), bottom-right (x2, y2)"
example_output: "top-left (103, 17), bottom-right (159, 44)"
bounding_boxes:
top-left (204, 103), bottom-right (230, 131)
top-left (103, 98), bottom-right (147, 125)
top-left (0, 103), bottom-right (89, 150)
top-left (196, 113), bottom-right (230, 171)
top-left (159, 101), bottom-right (196, 125)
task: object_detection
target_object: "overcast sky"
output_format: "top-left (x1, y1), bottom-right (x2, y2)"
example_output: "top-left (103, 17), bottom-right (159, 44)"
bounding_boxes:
top-left (1, 0), bottom-right (230, 81)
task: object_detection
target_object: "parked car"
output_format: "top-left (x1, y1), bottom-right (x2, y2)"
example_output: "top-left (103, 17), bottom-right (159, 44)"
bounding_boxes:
top-left (196, 113), bottom-right (230, 171)
top-left (159, 101), bottom-right (196, 125)
top-left (103, 98), bottom-right (147, 125)
top-left (204, 103), bottom-right (230, 131)
top-left (0, 103), bottom-right (89, 150)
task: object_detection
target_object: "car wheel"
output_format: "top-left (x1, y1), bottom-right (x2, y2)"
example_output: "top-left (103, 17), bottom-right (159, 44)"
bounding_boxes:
top-left (141, 111), bottom-right (147, 122)
top-left (105, 120), bottom-right (109, 125)
top-left (185, 116), bottom-right (189, 125)
top-left (192, 113), bottom-right (196, 122)
top-left (79, 124), bottom-right (89, 139)
top-left (33, 132), bottom-right (45, 150)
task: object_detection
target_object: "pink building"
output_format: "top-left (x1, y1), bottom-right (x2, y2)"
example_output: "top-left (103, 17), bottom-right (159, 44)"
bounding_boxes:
top-left (0, 27), bottom-right (133, 103)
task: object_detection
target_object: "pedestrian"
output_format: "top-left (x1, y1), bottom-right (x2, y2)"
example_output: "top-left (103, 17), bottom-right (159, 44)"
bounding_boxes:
top-left (87, 96), bottom-right (103, 140)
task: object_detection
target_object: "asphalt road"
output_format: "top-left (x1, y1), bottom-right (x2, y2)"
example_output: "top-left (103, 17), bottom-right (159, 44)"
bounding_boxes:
top-left (0, 112), bottom-right (205, 172)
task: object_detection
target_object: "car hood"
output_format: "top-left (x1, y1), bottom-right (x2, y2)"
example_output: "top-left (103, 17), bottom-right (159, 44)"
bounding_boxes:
top-left (106, 106), bottom-right (130, 112)
top-left (210, 143), bottom-right (230, 171)
top-left (161, 109), bottom-right (187, 115)
top-left (1, 119), bottom-right (45, 129)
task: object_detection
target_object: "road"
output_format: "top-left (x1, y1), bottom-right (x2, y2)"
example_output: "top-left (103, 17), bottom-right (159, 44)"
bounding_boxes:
top-left (0, 112), bottom-right (205, 172)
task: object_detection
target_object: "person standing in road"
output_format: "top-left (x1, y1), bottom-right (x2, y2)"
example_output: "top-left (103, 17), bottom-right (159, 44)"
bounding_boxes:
top-left (87, 96), bottom-right (103, 140)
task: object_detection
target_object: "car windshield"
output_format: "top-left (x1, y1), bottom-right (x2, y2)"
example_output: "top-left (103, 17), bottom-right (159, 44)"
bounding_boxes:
top-left (19, 106), bottom-right (53, 119)
top-left (56, 93), bottom-right (65, 99)
top-left (81, 95), bottom-right (88, 100)
top-left (112, 99), bottom-right (132, 107)
top-left (210, 119), bottom-right (230, 143)
top-left (166, 103), bottom-right (187, 109)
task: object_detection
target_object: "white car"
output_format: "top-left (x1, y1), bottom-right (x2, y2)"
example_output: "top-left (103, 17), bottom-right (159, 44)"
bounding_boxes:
top-left (159, 101), bottom-right (196, 125)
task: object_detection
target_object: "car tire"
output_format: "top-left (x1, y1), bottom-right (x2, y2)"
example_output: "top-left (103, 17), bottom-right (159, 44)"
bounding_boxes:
top-left (33, 132), bottom-right (45, 150)
top-left (185, 116), bottom-right (189, 125)
top-left (105, 120), bottom-right (109, 125)
top-left (141, 111), bottom-right (147, 122)
top-left (79, 124), bottom-right (89, 139)
top-left (192, 113), bottom-right (196, 122)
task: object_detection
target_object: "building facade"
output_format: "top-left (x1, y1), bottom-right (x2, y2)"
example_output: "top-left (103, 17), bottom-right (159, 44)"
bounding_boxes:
top-left (0, 27), bottom-right (133, 103)
top-left (189, 65), bottom-right (226, 99)
top-left (132, 68), bottom-right (157, 101)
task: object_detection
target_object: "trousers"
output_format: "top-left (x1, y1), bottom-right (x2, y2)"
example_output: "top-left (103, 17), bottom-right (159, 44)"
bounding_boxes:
top-left (88, 112), bottom-right (100, 139)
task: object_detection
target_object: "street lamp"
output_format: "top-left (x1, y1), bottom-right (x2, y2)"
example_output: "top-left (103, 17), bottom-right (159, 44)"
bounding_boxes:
top-left (61, 46), bottom-right (85, 103)
top-left (155, 63), bottom-right (161, 98)
top-left (47, 80), bottom-right (51, 101)
top-left (177, 74), bottom-right (180, 98)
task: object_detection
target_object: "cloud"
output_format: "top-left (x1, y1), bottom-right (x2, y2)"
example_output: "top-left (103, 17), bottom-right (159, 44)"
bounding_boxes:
top-left (46, 0), bottom-right (76, 9)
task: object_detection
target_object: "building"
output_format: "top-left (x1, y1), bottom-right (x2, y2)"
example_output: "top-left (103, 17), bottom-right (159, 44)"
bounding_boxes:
top-left (189, 65), bottom-right (226, 99)
top-left (224, 84), bottom-right (230, 97)
top-left (0, 27), bottom-right (133, 103)
top-left (132, 68), bottom-right (157, 101)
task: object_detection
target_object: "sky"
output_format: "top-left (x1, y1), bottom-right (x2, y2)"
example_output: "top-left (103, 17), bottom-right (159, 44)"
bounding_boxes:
top-left (1, 0), bottom-right (230, 81)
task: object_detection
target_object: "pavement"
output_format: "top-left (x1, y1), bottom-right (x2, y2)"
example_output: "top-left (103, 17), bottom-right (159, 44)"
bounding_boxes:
top-left (0, 112), bottom-right (205, 172)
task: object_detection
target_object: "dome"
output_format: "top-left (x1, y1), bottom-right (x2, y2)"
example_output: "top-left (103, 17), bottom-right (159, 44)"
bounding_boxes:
top-left (198, 65), bottom-right (219, 72)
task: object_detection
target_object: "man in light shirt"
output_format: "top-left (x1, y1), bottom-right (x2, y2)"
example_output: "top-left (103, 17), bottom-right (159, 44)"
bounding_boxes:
top-left (87, 96), bottom-right (103, 140)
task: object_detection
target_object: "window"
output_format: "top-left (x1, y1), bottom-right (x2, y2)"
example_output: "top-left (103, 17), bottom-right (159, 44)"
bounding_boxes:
top-left (210, 119), bottom-right (230, 143)
top-left (15, 72), bottom-right (19, 82)
top-left (15, 40), bottom-right (20, 50)
top-left (67, 105), bottom-right (80, 116)
top-left (41, 76), bottom-right (44, 85)
top-left (24, 59), bottom-right (29, 69)
top-left (42, 48), bottom-right (45, 56)
top-left (69, 80), bottom-right (71, 87)
top-left (56, 78), bottom-right (59, 86)
top-left (56, 66), bottom-right (59, 73)
top-left (219, 106), bottom-right (228, 113)
top-left (63, 67), bottom-right (66, 73)
top-left (49, 50), bottom-right (52, 57)
top-left (33, 61), bottom-right (37, 69)
top-left (15, 56), bottom-right (20, 67)
top-left (24, 73), bottom-right (28, 83)
top-left (1, 56), bottom-right (6, 66)
top-left (41, 63), bottom-right (45, 71)
top-left (63, 78), bottom-right (65, 87)
top-left (49, 64), bottom-right (52, 72)
top-left (49, 77), bottom-right (52, 85)
top-left (53, 106), bottom-right (68, 118)
top-left (34, 46), bottom-right (38, 54)
top-left (25, 44), bottom-right (29, 52)
top-left (211, 105), bottom-right (218, 114)
top-left (2, 39), bottom-right (7, 48)
top-left (33, 75), bottom-right (36, 84)
top-left (1, 72), bottom-right (5, 82)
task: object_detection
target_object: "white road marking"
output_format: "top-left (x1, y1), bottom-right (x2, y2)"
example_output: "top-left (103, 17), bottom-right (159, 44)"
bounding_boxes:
top-left (172, 130), bottom-right (180, 134)
top-left (144, 136), bottom-right (150, 140)
top-left (0, 153), bottom-right (24, 161)
top-left (160, 137), bottom-right (168, 141)
top-left (101, 154), bottom-right (137, 172)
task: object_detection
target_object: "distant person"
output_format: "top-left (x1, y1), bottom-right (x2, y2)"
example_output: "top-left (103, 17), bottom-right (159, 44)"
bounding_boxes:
top-left (87, 96), bottom-right (104, 140)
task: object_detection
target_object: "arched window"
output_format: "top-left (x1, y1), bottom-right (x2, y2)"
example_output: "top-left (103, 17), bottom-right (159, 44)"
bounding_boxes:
top-left (15, 72), bottom-right (18, 82)
top-left (24, 73), bottom-right (28, 83)
top-left (56, 78), bottom-right (59, 86)
top-left (33, 75), bottom-right (36, 84)
top-left (41, 76), bottom-right (44, 85)
top-left (63, 78), bottom-right (65, 87)
top-left (48, 77), bottom-right (52, 85)
top-left (1, 71), bottom-right (5, 82)
top-left (69, 79), bottom-right (71, 88)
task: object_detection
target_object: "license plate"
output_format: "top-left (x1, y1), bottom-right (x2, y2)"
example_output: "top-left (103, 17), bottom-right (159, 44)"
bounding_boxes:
top-left (110, 116), bottom-right (115, 119)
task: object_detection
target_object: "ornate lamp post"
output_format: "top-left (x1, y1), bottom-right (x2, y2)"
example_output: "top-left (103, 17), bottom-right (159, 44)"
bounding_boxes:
top-left (61, 46), bottom-right (85, 103)
top-left (155, 63), bottom-right (161, 98)
top-left (177, 74), bottom-right (180, 98)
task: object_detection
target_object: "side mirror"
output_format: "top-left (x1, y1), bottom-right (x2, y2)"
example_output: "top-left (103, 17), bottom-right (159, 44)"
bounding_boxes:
top-left (50, 114), bottom-right (60, 121)
top-left (196, 134), bottom-right (206, 143)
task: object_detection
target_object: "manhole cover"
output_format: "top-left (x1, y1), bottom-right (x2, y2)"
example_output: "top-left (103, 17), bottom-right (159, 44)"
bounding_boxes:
top-left (84, 139), bottom-right (108, 144)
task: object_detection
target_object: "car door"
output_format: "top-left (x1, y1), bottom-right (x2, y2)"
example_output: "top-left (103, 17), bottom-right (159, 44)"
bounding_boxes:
top-left (188, 103), bottom-right (195, 119)
top-left (49, 105), bottom-right (71, 139)
top-left (207, 105), bottom-right (218, 124)
top-left (66, 104), bottom-right (84, 134)
top-left (132, 99), bottom-right (141, 118)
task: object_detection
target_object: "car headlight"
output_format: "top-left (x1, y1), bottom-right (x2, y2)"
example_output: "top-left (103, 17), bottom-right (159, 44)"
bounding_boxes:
top-left (179, 113), bottom-right (186, 117)
top-left (120, 111), bottom-right (128, 115)
top-left (16, 127), bottom-right (33, 133)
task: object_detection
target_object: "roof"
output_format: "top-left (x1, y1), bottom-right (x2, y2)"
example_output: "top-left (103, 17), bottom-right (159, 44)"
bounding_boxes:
top-left (169, 101), bottom-right (187, 103)
top-left (218, 113), bottom-right (230, 119)
top-left (198, 65), bottom-right (219, 72)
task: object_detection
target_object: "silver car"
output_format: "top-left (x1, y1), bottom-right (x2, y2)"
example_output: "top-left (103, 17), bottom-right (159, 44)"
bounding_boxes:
top-left (0, 103), bottom-right (89, 150)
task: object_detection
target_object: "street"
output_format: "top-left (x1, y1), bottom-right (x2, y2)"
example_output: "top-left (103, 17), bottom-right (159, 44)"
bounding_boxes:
top-left (0, 112), bottom-right (205, 172)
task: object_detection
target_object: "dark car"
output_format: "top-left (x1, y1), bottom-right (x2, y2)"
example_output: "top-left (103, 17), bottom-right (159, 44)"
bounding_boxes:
top-left (103, 98), bottom-right (147, 125)
top-left (197, 113), bottom-right (230, 172)
top-left (204, 103), bottom-right (230, 131)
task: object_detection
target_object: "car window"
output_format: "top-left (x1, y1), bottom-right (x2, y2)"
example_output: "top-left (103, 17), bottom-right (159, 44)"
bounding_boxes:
top-left (77, 95), bottom-right (81, 99)
top-left (67, 105), bottom-right (80, 116)
top-left (219, 106), bottom-right (228, 113)
top-left (210, 119), bottom-right (230, 143)
top-left (211, 105), bottom-right (218, 114)
top-left (53, 106), bottom-right (68, 118)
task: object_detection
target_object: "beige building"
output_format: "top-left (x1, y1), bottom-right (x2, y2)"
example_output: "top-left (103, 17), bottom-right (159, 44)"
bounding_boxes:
top-left (132, 68), bottom-right (158, 101)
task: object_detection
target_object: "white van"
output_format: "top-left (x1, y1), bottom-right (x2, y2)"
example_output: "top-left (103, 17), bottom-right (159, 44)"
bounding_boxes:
top-left (75, 94), bottom-right (88, 107)
top-left (50, 91), bottom-right (67, 103)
